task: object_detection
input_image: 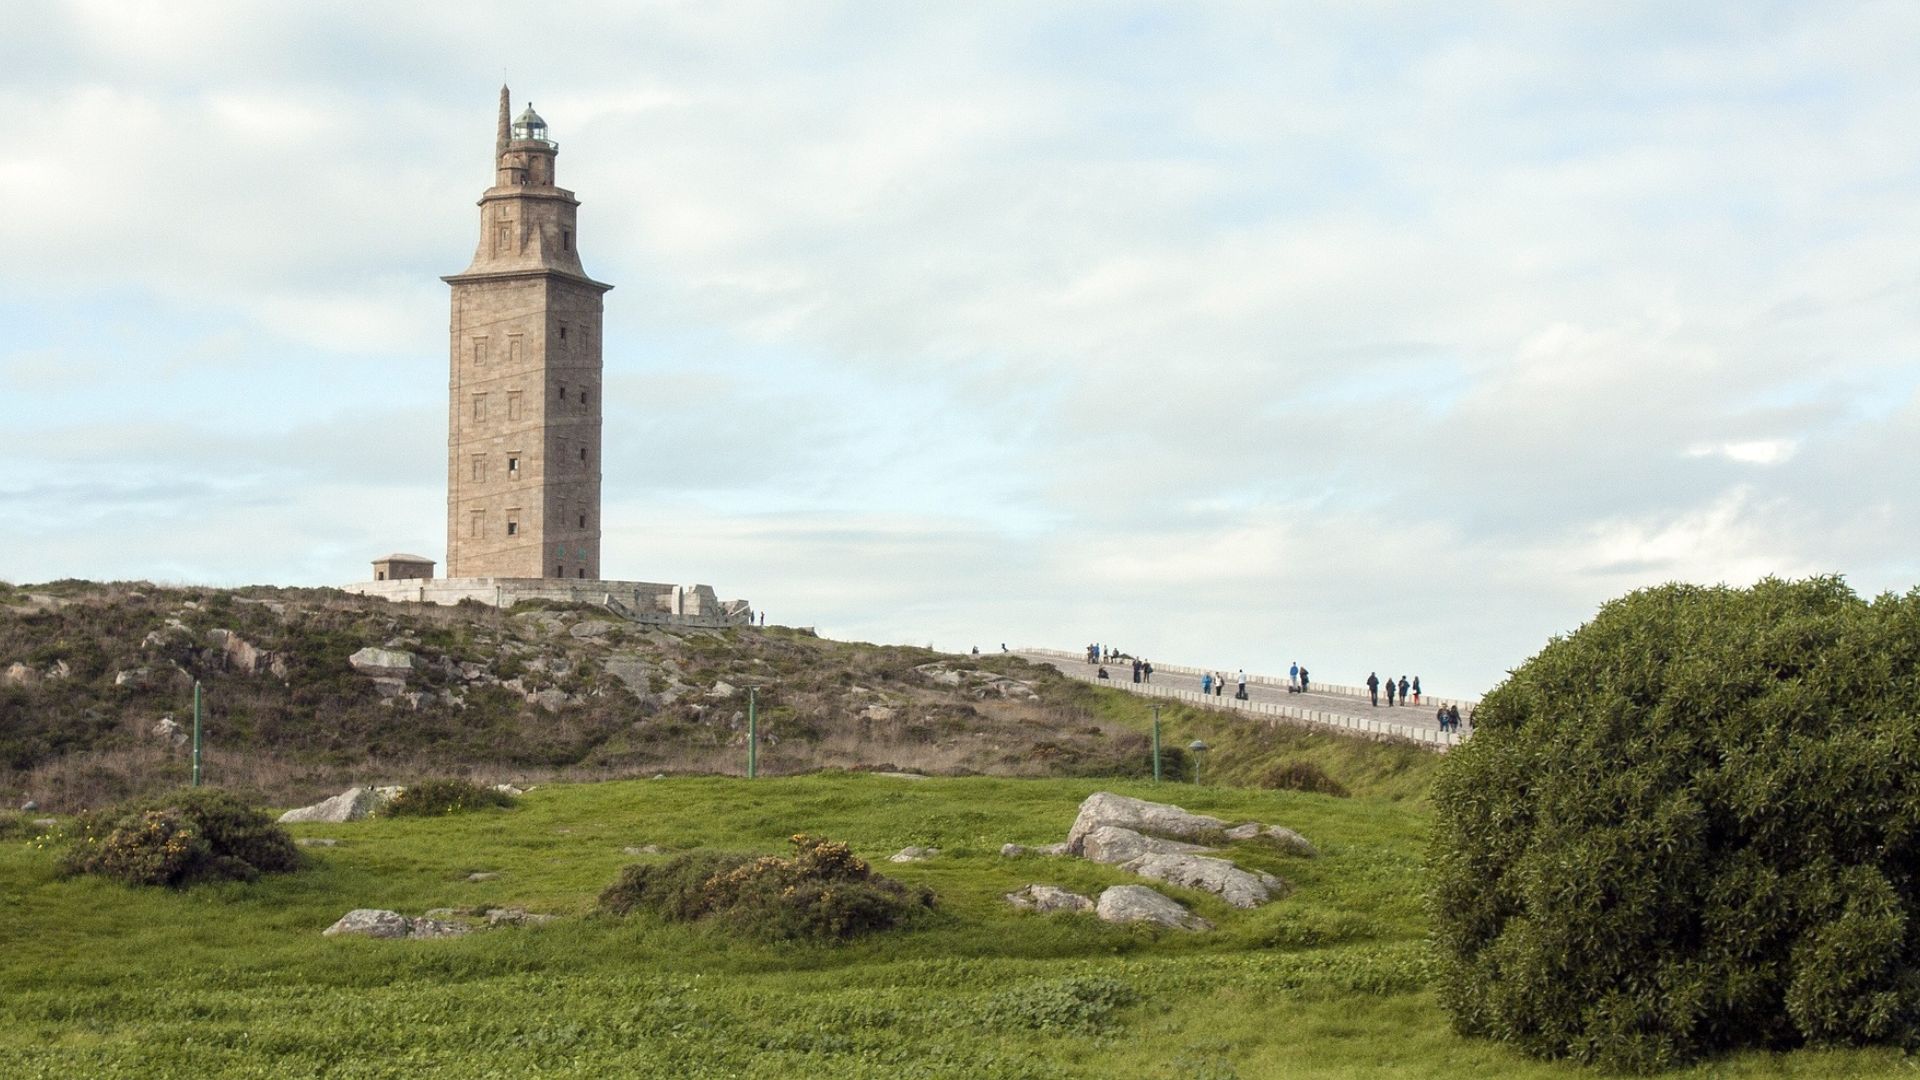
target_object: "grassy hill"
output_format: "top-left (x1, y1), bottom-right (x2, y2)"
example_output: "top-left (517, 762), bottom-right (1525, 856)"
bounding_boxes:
top-left (1, 580), bottom-right (1245, 812)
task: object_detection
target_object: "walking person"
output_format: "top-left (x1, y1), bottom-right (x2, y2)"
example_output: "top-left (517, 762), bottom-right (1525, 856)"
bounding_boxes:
top-left (1289, 661), bottom-right (1299, 692)
top-left (1366, 671), bottom-right (1379, 706)
top-left (1435, 703), bottom-right (1449, 732)
top-left (1450, 704), bottom-right (1465, 730)
top-left (1398, 676), bottom-right (1410, 706)
top-left (1386, 677), bottom-right (1397, 707)
top-left (1143, 660), bottom-right (1154, 684)
top-left (1215, 672), bottom-right (1225, 697)
top-left (1201, 672), bottom-right (1213, 695)
top-left (1411, 676), bottom-right (1421, 705)
top-left (1236, 668), bottom-right (1248, 700)
top-left (1298, 665), bottom-right (1309, 693)
top-left (1131, 659), bottom-right (1141, 684)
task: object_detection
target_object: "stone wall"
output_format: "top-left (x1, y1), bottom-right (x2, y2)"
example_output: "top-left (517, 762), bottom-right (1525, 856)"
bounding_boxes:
top-left (342, 577), bottom-right (752, 627)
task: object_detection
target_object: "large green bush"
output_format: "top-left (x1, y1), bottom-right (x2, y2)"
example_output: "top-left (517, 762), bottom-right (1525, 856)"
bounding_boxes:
top-left (599, 834), bottom-right (936, 940)
top-left (63, 788), bottom-right (301, 887)
top-left (1430, 577), bottom-right (1920, 1071)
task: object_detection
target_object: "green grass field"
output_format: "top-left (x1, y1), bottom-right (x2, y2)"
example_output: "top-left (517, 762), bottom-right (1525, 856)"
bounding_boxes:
top-left (3, 772), bottom-right (1915, 1078)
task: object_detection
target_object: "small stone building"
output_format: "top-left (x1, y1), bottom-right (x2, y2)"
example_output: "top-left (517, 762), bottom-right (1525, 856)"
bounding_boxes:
top-left (371, 554), bottom-right (436, 582)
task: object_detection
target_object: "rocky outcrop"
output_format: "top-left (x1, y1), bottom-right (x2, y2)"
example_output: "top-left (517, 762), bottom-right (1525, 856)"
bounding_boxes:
top-left (150, 716), bottom-right (188, 747)
top-left (279, 787), bottom-right (380, 824)
top-left (1065, 792), bottom-right (1229, 855)
top-left (1095, 885), bottom-right (1212, 931)
top-left (3, 663), bottom-right (37, 687)
top-left (1005, 884), bottom-right (1095, 913)
top-left (1079, 825), bottom-right (1212, 865)
top-left (1120, 853), bottom-right (1288, 909)
top-left (208, 629), bottom-right (287, 678)
top-left (912, 663), bottom-right (1042, 702)
top-left (323, 909), bottom-right (471, 939)
top-left (322, 909), bottom-right (412, 938)
top-left (888, 846), bottom-right (938, 863)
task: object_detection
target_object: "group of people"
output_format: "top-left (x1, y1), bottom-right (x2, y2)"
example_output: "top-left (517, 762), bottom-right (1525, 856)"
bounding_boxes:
top-left (1435, 703), bottom-right (1468, 732)
top-left (1365, 672), bottom-right (1421, 707)
top-left (1199, 670), bottom-right (1250, 700)
top-left (1087, 644), bottom-right (1158, 685)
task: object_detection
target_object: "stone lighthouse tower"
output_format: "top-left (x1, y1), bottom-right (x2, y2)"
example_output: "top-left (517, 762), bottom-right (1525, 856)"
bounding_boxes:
top-left (443, 87), bottom-right (611, 579)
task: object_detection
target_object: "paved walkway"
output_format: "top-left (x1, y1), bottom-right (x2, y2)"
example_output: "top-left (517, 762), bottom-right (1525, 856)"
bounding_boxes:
top-left (1015, 649), bottom-right (1470, 749)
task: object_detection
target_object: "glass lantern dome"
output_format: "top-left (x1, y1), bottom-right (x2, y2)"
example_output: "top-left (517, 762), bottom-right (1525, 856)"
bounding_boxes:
top-left (511, 104), bottom-right (554, 146)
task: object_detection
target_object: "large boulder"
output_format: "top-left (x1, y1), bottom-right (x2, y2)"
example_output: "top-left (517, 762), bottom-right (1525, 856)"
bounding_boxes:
top-left (279, 787), bottom-right (377, 824)
top-left (1065, 792), bottom-right (1229, 855)
top-left (1079, 825), bottom-right (1211, 865)
top-left (1005, 885), bottom-right (1095, 913)
top-left (1121, 853), bottom-right (1289, 909)
top-left (150, 716), bottom-right (188, 747)
top-left (1095, 885), bottom-right (1212, 931)
top-left (349, 647), bottom-right (420, 679)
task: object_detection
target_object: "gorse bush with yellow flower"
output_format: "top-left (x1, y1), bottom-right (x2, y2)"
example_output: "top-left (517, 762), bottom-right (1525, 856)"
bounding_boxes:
top-left (61, 788), bottom-right (300, 887)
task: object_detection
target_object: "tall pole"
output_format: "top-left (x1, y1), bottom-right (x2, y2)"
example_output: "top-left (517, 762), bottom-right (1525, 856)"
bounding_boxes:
top-left (191, 680), bottom-right (202, 787)
top-left (1151, 705), bottom-right (1161, 783)
top-left (747, 686), bottom-right (758, 779)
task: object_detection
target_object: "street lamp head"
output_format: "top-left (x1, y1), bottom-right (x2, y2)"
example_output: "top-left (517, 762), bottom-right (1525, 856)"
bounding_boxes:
top-left (1188, 740), bottom-right (1209, 753)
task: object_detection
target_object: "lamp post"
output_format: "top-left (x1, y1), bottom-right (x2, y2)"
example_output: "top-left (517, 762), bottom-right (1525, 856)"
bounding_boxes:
top-left (1151, 705), bottom-right (1162, 783)
top-left (191, 680), bottom-right (203, 787)
top-left (1188, 739), bottom-right (1209, 785)
top-left (747, 686), bottom-right (759, 779)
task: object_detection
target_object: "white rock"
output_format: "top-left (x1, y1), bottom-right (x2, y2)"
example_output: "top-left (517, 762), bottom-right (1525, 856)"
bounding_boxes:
top-left (528, 688), bottom-right (573, 711)
top-left (349, 647), bottom-right (420, 679)
top-left (407, 918), bottom-right (471, 939)
top-left (1064, 792), bottom-right (1229, 855)
top-left (1079, 825), bottom-right (1212, 866)
top-left (1120, 853), bottom-right (1289, 909)
top-left (1225, 823), bottom-right (1319, 857)
top-left (296, 838), bottom-right (341, 848)
top-left (569, 620), bottom-right (619, 639)
top-left (1095, 885), bottom-right (1213, 931)
top-left (1000, 843), bottom-right (1027, 857)
top-left (708, 681), bottom-right (737, 699)
top-left (623, 844), bottom-right (668, 856)
top-left (490, 784), bottom-right (524, 797)
top-left (485, 907), bottom-right (558, 927)
top-left (467, 871), bottom-right (502, 882)
top-left (3, 662), bottom-right (36, 687)
top-left (1005, 885), bottom-right (1095, 913)
top-left (888, 846), bottom-right (938, 863)
top-left (875, 771), bottom-right (929, 781)
top-left (150, 716), bottom-right (189, 747)
top-left (863, 704), bottom-right (897, 721)
top-left (279, 787), bottom-right (376, 824)
top-left (323, 909), bottom-right (412, 938)
top-left (114, 668), bottom-right (150, 688)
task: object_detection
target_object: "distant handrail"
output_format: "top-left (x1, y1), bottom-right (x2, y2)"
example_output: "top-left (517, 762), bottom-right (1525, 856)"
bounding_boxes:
top-left (1018, 647), bottom-right (1479, 712)
top-left (1035, 660), bottom-right (1465, 751)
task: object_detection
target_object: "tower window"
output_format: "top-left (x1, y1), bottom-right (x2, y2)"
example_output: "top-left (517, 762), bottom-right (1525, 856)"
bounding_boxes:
top-left (562, 228), bottom-right (572, 252)
top-left (507, 516), bottom-right (519, 537)
top-left (470, 512), bottom-right (484, 538)
top-left (508, 335), bottom-right (522, 365)
top-left (507, 391), bottom-right (522, 420)
top-left (507, 456), bottom-right (520, 479)
top-left (579, 389), bottom-right (588, 405)
top-left (578, 514), bottom-right (586, 528)
top-left (472, 394), bottom-right (487, 422)
top-left (556, 565), bottom-right (563, 577)
top-left (579, 447), bottom-right (588, 463)
top-left (470, 456), bottom-right (487, 482)
top-left (472, 338), bottom-right (488, 365)
top-left (558, 384), bottom-right (566, 401)
top-left (578, 568), bottom-right (586, 578)
top-left (559, 325), bottom-right (568, 342)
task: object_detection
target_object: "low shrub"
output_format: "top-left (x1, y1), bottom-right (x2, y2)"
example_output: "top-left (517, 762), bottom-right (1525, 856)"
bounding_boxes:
top-left (62, 788), bottom-right (300, 887)
top-left (1258, 759), bottom-right (1350, 797)
top-left (598, 834), bottom-right (935, 940)
top-left (979, 975), bottom-right (1141, 1033)
top-left (383, 778), bottom-right (514, 817)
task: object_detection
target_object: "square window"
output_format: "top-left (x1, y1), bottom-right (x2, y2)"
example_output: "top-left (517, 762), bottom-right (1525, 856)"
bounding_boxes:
top-left (508, 456), bottom-right (520, 479)
top-left (507, 517), bottom-right (519, 537)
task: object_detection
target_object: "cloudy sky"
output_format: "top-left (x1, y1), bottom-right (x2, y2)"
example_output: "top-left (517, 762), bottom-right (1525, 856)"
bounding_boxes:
top-left (4, 2), bottom-right (1917, 694)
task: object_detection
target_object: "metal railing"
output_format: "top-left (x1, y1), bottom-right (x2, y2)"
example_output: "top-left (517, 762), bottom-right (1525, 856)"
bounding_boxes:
top-left (1020, 648), bottom-right (1479, 712)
